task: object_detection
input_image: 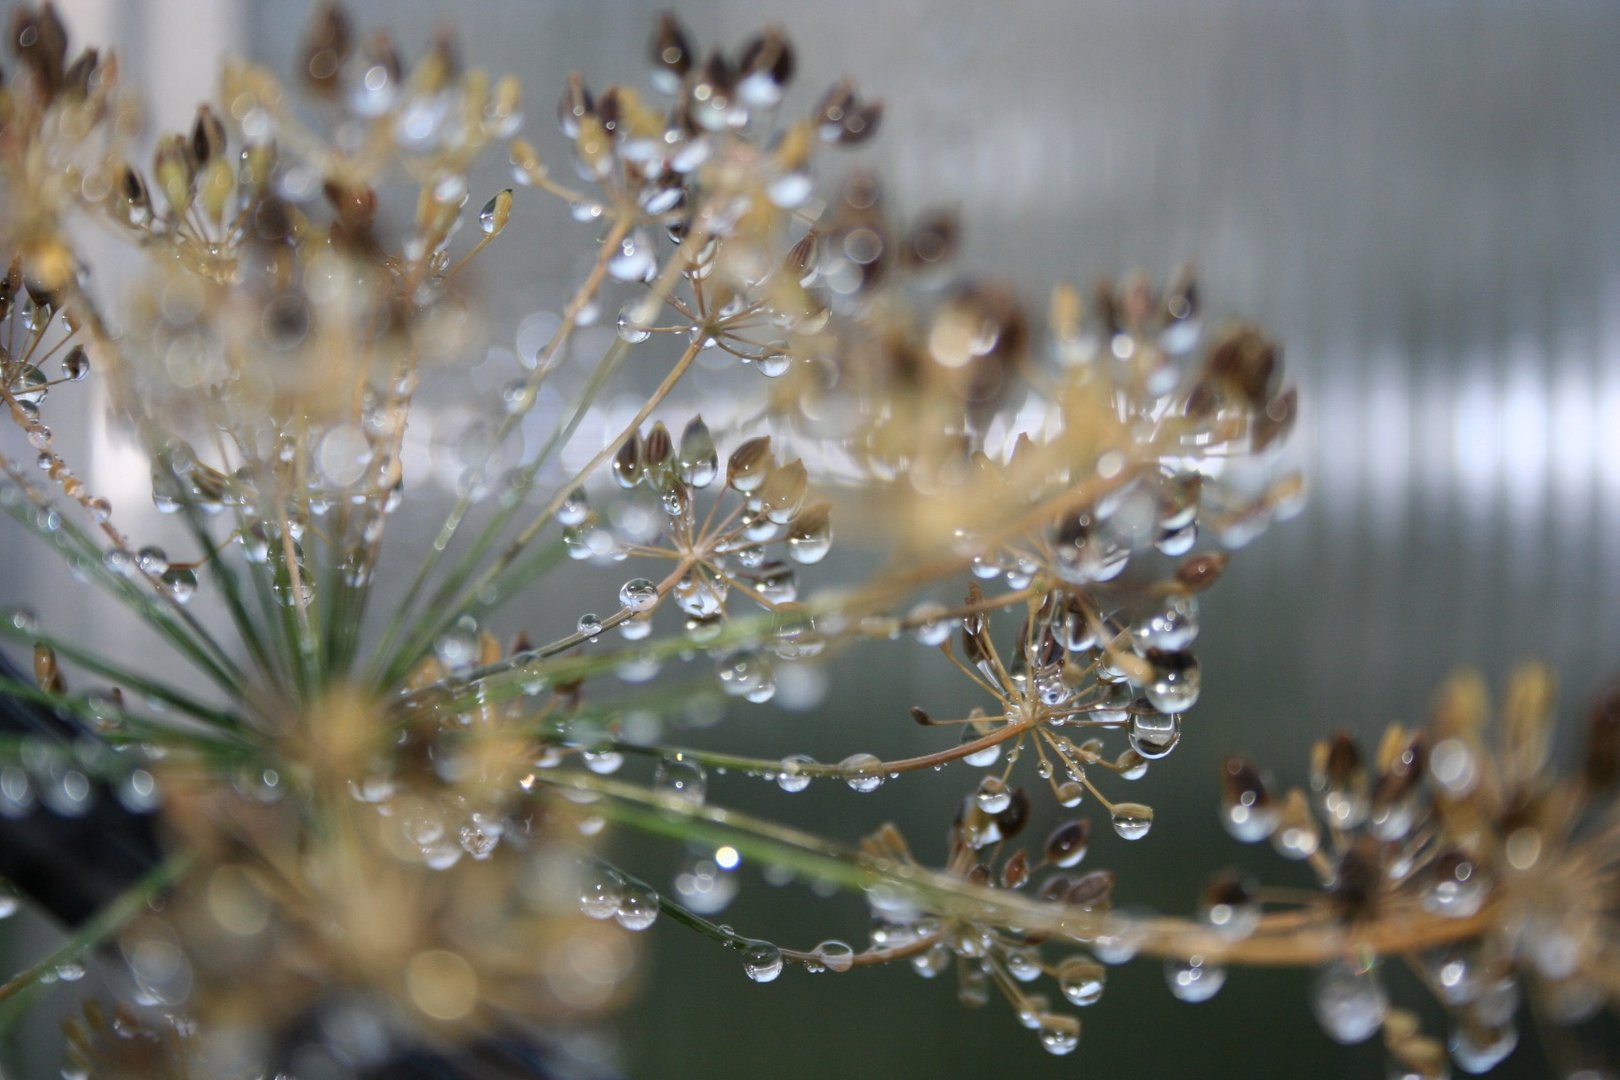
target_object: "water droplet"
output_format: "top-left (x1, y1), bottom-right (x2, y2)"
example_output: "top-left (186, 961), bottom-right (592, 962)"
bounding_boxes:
top-left (839, 753), bottom-right (884, 793)
top-left (1311, 959), bottom-right (1389, 1044)
top-left (557, 487), bottom-right (589, 527)
top-left (616, 577), bottom-right (659, 614)
top-left (1057, 957), bottom-right (1105, 1006)
top-left (1128, 710), bottom-right (1181, 760)
top-left (1422, 849), bottom-right (1486, 918)
top-left (908, 602), bottom-right (951, 646)
top-left (608, 230), bottom-right (657, 282)
top-left (1201, 873), bottom-right (1261, 939)
top-left (974, 774), bottom-right (1011, 814)
top-left (1142, 649), bottom-right (1200, 712)
top-left (814, 940), bottom-right (854, 972)
top-left (578, 868), bottom-right (622, 919)
top-left (677, 417), bottom-right (718, 488)
top-left (654, 755), bottom-right (706, 806)
top-left (60, 346), bottom-right (90, 382)
top-left (614, 882), bottom-right (660, 930)
top-left (1448, 1021), bottom-right (1517, 1074)
top-left (133, 546), bottom-right (169, 576)
top-left (615, 299), bottom-right (652, 343)
top-left (161, 566), bottom-right (198, 603)
top-left (743, 942), bottom-right (784, 983)
top-left (1219, 758), bottom-right (1277, 842)
top-left (1165, 955), bottom-right (1226, 1002)
top-left (1044, 820), bottom-right (1090, 868)
top-left (0, 881), bottom-right (18, 919)
top-left (962, 727), bottom-right (1002, 768)
top-left (577, 613), bottom-right (603, 638)
top-left (1037, 1013), bottom-right (1081, 1056)
top-left (776, 755), bottom-right (814, 792)
top-left (583, 749), bottom-right (624, 775)
top-left (1130, 592), bottom-right (1199, 651)
top-left (1110, 802), bottom-right (1154, 840)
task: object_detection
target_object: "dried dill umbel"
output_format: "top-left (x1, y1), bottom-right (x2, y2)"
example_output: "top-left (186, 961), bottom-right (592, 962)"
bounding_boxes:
top-left (0, 4), bottom-right (1612, 1079)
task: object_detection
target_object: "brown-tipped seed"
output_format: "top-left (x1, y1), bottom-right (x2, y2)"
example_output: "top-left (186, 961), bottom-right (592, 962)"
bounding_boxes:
top-left (152, 134), bottom-right (196, 219)
top-left (726, 435), bottom-right (772, 493)
top-left (995, 786), bottom-right (1030, 841)
top-left (189, 104), bottom-right (227, 167)
top-left (648, 13), bottom-right (694, 93)
top-left (301, 3), bottom-right (352, 95)
top-left (901, 210), bottom-right (960, 269)
top-left (611, 431), bottom-right (643, 489)
top-left (909, 705), bottom-right (932, 726)
top-left (1585, 683), bottom-right (1620, 790)
top-left (1000, 848), bottom-right (1030, 890)
top-left (813, 80), bottom-right (883, 145)
top-left (736, 27), bottom-right (794, 105)
top-left (1043, 819), bottom-right (1090, 869)
top-left (1064, 869), bottom-right (1116, 908)
top-left (1175, 552), bottom-right (1228, 591)
top-left (1206, 325), bottom-right (1279, 408)
top-left (33, 643), bottom-right (64, 694)
top-left (557, 71), bottom-right (593, 138)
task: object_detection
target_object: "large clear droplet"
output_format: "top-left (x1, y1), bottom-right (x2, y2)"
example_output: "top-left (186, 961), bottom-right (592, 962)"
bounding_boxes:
top-left (1110, 802), bottom-right (1154, 840)
top-left (654, 755), bottom-right (706, 806)
top-left (1037, 1013), bottom-right (1080, 1056)
top-left (1056, 957), bottom-right (1105, 1006)
top-left (776, 755), bottom-right (814, 793)
top-left (614, 882), bottom-right (660, 930)
top-left (578, 867), bottom-right (623, 919)
top-left (1311, 959), bottom-right (1389, 1044)
top-left (743, 942), bottom-right (784, 983)
top-left (839, 753), bottom-right (884, 793)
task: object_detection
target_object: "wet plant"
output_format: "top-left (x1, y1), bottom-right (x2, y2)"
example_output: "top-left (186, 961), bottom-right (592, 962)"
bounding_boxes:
top-left (0, 5), bottom-right (1613, 1077)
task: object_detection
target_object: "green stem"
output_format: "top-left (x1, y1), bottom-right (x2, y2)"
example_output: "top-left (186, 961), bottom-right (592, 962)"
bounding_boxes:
top-left (0, 852), bottom-right (194, 1006)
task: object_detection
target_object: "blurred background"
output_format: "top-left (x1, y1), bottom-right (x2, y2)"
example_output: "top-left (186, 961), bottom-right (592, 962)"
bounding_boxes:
top-left (5, 0), bottom-right (1620, 1076)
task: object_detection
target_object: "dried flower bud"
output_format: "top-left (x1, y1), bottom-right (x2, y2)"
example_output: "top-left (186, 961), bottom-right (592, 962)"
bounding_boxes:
top-left (726, 436), bottom-right (772, 492)
top-left (33, 642), bottom-right (63, 694)
top-left (1064, 869), bottom-right (1116, 908)
top-left (758, 459), bottom-right (807, 523)
top-left (648, 13), bottom-right (694, 95)
top-left (1330, 836), bottom-right (1383, 921)
top-left (152, 134), bottom-right (196, 219)
top-left (736, 27), bottom-right (794, 108)
top-left (12, 3), bottom-right (68, 95)
top-left (1043, 819), bottom-right (1090, 869)
top-left (1584, 683), bottom-right (1620, 790)
top-left (901, 210), bottom-right (960, 270)
top-left (190, 104), bottom-right (227, 167)
top-left (1000, 848), bottom-right (1030, 890)
top-left (1172, 553), bottom-right (1218, 595)
top-left (1206, 325), bottom-right (1279, 408)
top-left (612, 431), bottom-right (643, 489)
top-left (301, 3), bottom-right (351, 95)
top-left (478, 189), bottom-right (513, 237)
top-left (814, 79), bottom-right (883, 145)
top-left (996, 787), bottom-right (1030, 841)
top-left (557, 71), bottom-right (593, 138)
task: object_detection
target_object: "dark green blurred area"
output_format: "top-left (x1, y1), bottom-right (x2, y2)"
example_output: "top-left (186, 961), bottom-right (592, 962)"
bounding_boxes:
top-left (6, 0), bottom-right (1620, 1076)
